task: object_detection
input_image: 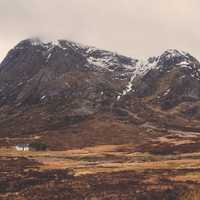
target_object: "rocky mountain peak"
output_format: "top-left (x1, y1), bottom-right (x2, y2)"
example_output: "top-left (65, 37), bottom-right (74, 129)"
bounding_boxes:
top-left (0, 38), bottom-right (139, 109)
top-left (116, 49), bottom-right (200, 109)
top-left (157, 49), bottom-right (198, 68)
top-left (0, 39), bottom-right (200, 108)
top-left (0, 39), bottom-right (200, 135)
top-left (160, 49), bottom-right (190, 59)
top-left (1, 38), bottom-right (137, 75)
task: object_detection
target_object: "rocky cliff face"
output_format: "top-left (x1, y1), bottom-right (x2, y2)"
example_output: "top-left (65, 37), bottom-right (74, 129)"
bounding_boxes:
top-left (0, 38), bottom-right (137, 107)
top-left (0, 38), bottom-right (200, 136)
top-left (126, 49), bottom-right (200, 108)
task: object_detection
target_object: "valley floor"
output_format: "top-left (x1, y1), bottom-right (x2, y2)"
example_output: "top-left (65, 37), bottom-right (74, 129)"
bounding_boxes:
top-left (1, 131), bottom-right (200, 199)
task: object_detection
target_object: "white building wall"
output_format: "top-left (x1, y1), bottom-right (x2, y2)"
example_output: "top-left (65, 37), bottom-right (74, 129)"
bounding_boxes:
top-left (16, 145), bottom-right (30, 151)
top-left (16, 146), bottom-right (24, 151)
top-left (24, 147), bottom-right (30, 151)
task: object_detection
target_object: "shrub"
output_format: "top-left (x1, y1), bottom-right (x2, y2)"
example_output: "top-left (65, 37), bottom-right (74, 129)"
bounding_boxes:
top-left (29, 140), bottom-right (48, 151)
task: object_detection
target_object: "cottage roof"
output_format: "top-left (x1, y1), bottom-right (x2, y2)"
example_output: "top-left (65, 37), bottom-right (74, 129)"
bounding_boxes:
top-left (16, 144), bottom-right (29, 148)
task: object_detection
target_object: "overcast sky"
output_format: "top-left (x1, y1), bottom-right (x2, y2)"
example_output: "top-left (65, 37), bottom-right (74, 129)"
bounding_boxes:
top-left (0, 0), bottom-right (200, 61)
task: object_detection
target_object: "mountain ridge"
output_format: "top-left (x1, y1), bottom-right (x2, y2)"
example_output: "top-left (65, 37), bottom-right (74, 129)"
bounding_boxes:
top-left (0, 38), bottom-right (200, 138)
top-left (1, 38), bottom-right (199, 100)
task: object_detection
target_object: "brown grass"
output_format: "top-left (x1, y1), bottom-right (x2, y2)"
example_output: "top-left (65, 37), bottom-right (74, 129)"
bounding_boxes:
top-left (2, 144), bottom-right (200, 177)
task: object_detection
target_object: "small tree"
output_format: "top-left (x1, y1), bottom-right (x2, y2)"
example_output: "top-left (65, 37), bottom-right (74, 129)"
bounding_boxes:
top-left (30, 140), bottom-right (48, 151)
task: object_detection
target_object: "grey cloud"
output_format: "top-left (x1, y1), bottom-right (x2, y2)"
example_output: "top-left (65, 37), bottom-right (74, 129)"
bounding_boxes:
top-left (0, 0), bottom-right (200, 61)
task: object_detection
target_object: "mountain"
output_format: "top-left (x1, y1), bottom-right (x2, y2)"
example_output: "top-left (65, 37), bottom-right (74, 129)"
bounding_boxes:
top-left (129, 49), bottom-right (200, 109)
top-left (0, 38), bottom-right (137, 106)
top-left (0, 38), bottom-right (200, 140)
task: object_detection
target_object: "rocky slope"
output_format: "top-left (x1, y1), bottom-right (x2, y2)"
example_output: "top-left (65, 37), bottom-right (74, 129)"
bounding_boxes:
top-left (0, 38), bottom-right (137, 108)
top-left (129, 49), bottom-right (200, 109)
top-left (0, 38), bottom-right (200, 137)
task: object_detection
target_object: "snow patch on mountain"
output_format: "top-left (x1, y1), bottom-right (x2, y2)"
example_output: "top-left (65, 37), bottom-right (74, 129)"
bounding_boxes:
top-left (164, 49), bottom-right (189, 59)
top-left (87, 56), bottom-right (114, 71)
top-left (117, 58), bottom-right (159, 100)
top-left (163, 88), bottom-right (171, 96)
top-left (177, 61), bottom-right (190, 66)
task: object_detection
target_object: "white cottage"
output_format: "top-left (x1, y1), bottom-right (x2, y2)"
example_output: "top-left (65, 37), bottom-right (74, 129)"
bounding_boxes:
top-left (16, 144), bottom-right (30, 151)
